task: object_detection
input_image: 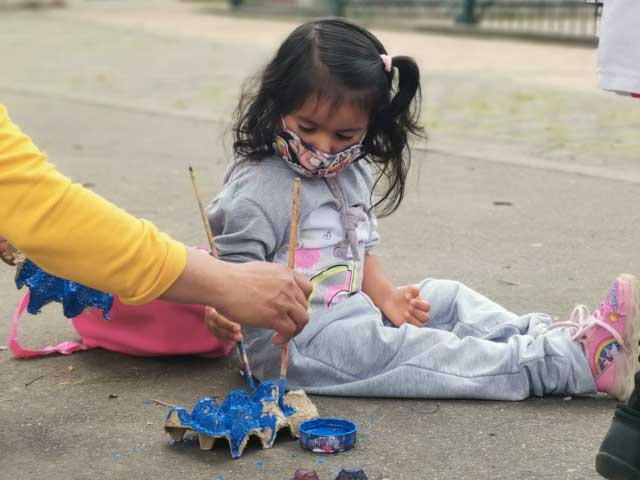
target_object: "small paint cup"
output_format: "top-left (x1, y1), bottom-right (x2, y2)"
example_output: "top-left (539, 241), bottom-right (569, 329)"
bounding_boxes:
top-left (335, 468), bottom-right (368, 480)
top-left (298, 417), bottom-right (357, 453)
top-left (291, 468), bottom-right (321, 480)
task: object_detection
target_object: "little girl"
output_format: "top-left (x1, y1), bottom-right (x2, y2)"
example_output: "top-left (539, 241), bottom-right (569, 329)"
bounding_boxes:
top-left (207, 18), bottom-right (639, 401)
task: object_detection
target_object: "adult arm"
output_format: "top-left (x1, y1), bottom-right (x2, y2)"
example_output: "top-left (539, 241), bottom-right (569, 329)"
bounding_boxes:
top-left (0, 105), bottom-right (310, 338)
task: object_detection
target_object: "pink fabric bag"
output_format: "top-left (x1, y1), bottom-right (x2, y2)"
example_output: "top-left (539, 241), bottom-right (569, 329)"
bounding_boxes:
top-left (10, 290), bottom-right (233, 358)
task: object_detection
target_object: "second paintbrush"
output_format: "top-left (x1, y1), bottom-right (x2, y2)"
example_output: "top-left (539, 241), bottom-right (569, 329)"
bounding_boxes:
top-left (279, 177), bottom-right (301, 410)
top-left (188, 166), bottom-right (256, 392)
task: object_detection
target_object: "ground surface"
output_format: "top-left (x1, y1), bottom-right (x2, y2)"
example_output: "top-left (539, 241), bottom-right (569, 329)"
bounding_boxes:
top-left (1, 2), bottom-right (639, 479)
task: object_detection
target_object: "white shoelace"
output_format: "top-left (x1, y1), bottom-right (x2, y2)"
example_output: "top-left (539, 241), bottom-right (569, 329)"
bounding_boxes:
top-left (547, 304), bottom-right (627, 351)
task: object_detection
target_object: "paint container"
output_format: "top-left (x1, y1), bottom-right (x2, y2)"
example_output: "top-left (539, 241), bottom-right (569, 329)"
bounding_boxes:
top-left (291, 468), bottom-right (321, 480)
top-left (299, 417), bottom-right (357, 453)
top-left (334, 468), bottom-right (368, 480)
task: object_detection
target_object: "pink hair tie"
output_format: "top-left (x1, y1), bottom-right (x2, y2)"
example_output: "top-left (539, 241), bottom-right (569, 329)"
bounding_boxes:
top-left (380, 54), bottom-right (392, 73)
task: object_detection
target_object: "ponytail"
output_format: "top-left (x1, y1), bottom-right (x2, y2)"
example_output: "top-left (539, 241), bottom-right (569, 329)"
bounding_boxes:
top-left (367, 54), bottom-right (424, 217)
top-left (389, 55), bottom-right (422, 137)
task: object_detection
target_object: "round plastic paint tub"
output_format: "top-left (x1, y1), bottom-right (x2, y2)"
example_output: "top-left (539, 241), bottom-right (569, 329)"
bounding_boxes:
top-left (298, 417), bottom-right (357, 453)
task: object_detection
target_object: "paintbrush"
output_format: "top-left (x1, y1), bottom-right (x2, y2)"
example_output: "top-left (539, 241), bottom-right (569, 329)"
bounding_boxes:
top-left (188, 166), bottom-right (256, 392)
top-left (279, 177), bottom-right (301, 410)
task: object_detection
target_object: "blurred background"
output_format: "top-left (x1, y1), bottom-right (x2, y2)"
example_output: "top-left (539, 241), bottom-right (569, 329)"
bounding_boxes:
top-left (2, 2), bottom-right (640, 480)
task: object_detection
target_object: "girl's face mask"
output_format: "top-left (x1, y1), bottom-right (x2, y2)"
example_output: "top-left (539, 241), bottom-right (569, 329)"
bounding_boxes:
top-left (273, 120), bottom-right (366, 178)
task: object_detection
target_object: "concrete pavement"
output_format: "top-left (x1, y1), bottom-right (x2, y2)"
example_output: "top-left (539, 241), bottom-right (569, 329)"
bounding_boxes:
top-left (1, 2), bottom-right (639, 479)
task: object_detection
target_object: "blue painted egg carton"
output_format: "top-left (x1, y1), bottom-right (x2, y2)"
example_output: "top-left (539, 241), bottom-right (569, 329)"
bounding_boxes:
top-left (15, 258), bottom-right (113, 318)
top-left (165, 381), bottom-right (318, 458)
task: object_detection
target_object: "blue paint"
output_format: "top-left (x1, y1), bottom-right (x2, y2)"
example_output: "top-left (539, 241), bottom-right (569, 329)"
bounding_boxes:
top-left (166, 381), bottom-right (296, 458)
top-left (300, 418), bottom-right (356, 437)
top-left (299, 418), bottom-right (357, 453)
top-left (278, 376), bottom-right (286, 410)
top-left (256, 461), bottom-right (264, 468)
top-left (315, 458), bottom-right (324, 465)
top-left (16, 259), bottom-right (112, 318)
top-left (236, 341), bottom-right (256, 391)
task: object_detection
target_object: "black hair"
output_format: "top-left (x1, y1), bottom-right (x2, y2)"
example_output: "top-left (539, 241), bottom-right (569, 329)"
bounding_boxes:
top-left (232, 17), bottom-right (423, 216)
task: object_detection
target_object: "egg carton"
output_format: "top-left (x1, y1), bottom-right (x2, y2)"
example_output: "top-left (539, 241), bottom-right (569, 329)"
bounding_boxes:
top-left (165, 381), bottom-right (318, 458)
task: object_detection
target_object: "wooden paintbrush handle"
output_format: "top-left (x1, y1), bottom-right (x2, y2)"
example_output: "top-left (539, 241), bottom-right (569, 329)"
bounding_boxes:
top-left (280, 178), bottom-right (301, 390)
top-left (287, 178), bottom-right (301, 269)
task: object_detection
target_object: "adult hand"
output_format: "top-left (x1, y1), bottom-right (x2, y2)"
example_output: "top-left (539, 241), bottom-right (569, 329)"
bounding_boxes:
top-left (382, 285), bottom-right (430, 328)
top-left (215, 261), bottom-right (312, 344)
top-left (161, 249), bottom-right (312, 342)
top-left (0, 235), bottom-right (16, 266)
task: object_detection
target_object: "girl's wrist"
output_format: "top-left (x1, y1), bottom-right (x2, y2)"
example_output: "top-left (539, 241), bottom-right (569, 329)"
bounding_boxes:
top-left (371, 284), bottom-right (396, 316)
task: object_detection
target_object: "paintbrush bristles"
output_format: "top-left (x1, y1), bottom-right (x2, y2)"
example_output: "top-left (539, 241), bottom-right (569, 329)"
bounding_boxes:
top-left (188, 166), bottom-right (218, 258)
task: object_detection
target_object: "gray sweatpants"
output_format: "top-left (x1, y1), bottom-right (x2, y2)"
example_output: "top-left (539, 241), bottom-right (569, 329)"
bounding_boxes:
top-left (243, 279), bottom-right (596, 400)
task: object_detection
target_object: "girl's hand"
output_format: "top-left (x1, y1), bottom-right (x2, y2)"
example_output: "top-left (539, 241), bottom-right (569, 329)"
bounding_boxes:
top-left (382, 285), bottom-right (430, 328)
top-left (203, 305), bottom-right (292, 346)
top-left (204, 306), bottom-right (242, 344)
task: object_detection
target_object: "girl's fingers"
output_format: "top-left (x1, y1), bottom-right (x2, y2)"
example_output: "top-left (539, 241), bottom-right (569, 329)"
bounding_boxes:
top-left (403, 286), bottom-right (420, 301)
top-left (405, 302), bottom-right (430, 326)
top-left (225, 329), bottom-right (243, 343)
top-left (407, 316), bottom-right (427, 328)
top-left (225, 326), bottom-right (243, 343)
top-left (410, 306), bottom-right (430, 323)
top-left (206, 310), bottom-right (239, 332)
top-left (410, 298), bottom-right (431, 313)
top-left (214, 327), bottom-right (241, 344)
top-left (205, 308), bottom-right (242, 342)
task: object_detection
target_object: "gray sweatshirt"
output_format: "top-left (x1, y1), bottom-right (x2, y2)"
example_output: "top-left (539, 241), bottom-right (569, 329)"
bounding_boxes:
top-left (206, 155), bottom-right (379, 268)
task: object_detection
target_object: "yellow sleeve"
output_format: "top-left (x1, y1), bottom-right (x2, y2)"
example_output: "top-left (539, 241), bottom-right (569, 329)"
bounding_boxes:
top-left (0, 104), bottom-right (187, 305)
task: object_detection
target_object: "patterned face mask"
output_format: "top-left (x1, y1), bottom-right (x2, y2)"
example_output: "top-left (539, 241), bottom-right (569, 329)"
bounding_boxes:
top-left (273, 120), bottom-right (366, 178)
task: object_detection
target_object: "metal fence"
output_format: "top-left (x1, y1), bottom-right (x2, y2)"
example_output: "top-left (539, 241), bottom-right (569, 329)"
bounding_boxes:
top-left (229, 0), bottom-right (602, 44)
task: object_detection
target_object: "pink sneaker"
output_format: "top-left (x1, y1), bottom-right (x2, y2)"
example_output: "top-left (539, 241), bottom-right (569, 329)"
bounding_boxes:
top-left (552, 274), bottom-right (639, 401)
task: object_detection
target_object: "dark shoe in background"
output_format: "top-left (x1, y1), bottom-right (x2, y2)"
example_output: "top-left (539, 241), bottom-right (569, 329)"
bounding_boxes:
top-left (596, 371), bottom-right (640, 479)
